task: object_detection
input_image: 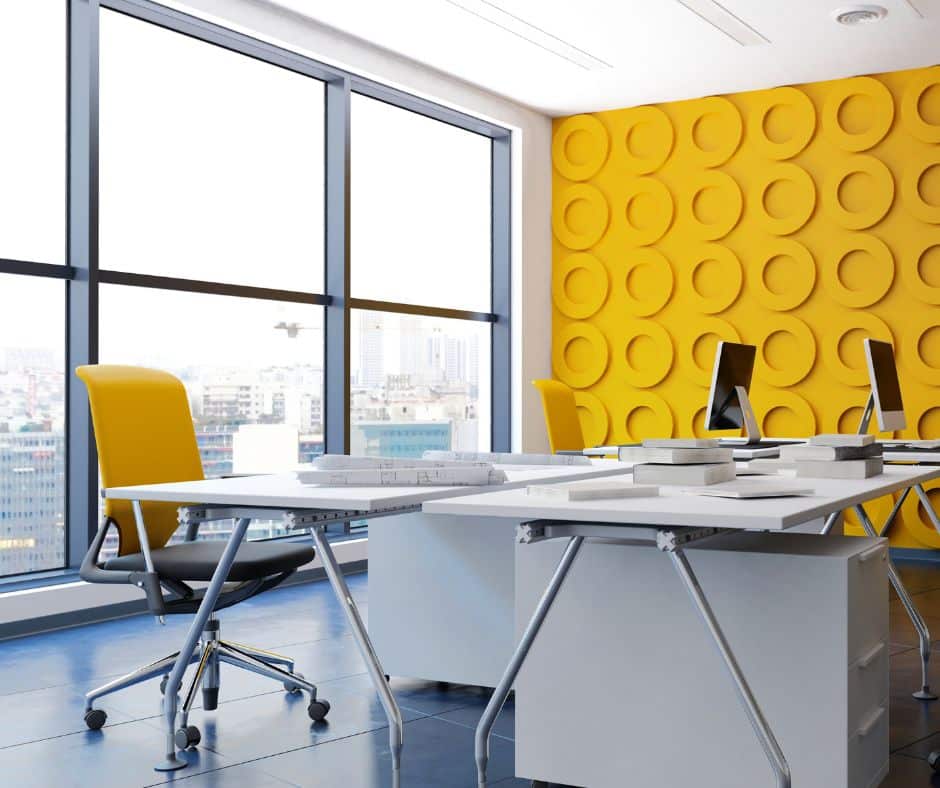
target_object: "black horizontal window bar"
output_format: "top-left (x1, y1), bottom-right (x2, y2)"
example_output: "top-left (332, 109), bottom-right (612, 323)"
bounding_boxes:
top-left (349, 297), bottom-right (498, 323)
top-left (0, 259), bottom-right (75, 280)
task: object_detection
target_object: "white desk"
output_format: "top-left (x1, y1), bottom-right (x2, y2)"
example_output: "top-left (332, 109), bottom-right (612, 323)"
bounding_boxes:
top-left (103, 462), bottom-right (633, 776)
top-left (424, 465), bottom-right (940, 788)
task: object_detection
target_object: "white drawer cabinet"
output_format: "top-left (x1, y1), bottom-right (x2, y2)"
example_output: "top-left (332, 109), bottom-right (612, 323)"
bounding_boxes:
top-left (514, 531), bottom-right (889, 788)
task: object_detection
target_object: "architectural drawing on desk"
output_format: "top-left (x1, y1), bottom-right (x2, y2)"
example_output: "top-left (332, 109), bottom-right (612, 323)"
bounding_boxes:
top-left (312, 454), bottom-right (492, 470)
top-left (424, 450), bottom-right (591, 466)
top-left (297, 461), bottom-right (508, 487)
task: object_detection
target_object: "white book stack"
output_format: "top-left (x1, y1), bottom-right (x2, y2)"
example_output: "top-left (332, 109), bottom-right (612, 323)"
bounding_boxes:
top-left (791, 435), bottom-right (884, 479)
top-left (625, 438), bottom-right (737, 486)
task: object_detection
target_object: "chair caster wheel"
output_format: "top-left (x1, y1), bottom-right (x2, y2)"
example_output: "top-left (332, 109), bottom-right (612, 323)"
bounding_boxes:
top-left (284, 672), bottom-right (305, 694)
top-left (84, 708), bottom-right (107, 730)
top-left (929, 750), bottom-right (940, 771)
top-left (308, 698), bottom-right (331, 721)
top-left (174, 725), bottom-right (201, 750)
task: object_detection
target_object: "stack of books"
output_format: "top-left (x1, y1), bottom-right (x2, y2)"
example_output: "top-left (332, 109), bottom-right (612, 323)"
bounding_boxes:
top-left (781, 434), bottom-right (884, 479)
top-left (619, 438), bottom-right (735, 485)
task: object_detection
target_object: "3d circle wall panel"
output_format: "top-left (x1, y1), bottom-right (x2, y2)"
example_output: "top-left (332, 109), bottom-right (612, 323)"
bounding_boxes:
top-left (613, 106), bottom-right (675, 174)
top-left (748, 86), bottom-right (816, 160)
top-left (552, 114), bottom-right (610, 181)
top-left (753, 163), bottom-right (816, 235)
top-left (821, 76), bottom-right (894, 152)
top-left (552, 65), bottom-right (940, 550)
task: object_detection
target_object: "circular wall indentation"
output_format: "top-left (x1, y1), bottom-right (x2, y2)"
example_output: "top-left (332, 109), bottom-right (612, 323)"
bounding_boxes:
top-left (759, 391), bottom-right (817, 437)
top-left (752, 163), bottom-right (816, 235)
top-left (552, 184), bottom-right (610, 250)
top-left (749, 86), bottom-right (816, 160)
top-left (614, 106), bottom-right (675, 174)
top-left (901, 154), bottom-right (940, 224)
top-left (616, 177), bottom-right (674, 246)
top-left (678, 96), bottom-right (742, 168)
top-left (552, 114), bottom-right (610, 181)
top-left (902, 241), bottom-right (940, 304)
top-left (821, 76), bottom-right (894, 151)
top-left (918, 406), bottom-right (940, 439)
top-left (622, 248), bottom-right (674, 316)
top-left (821, 313), bottom-right (893, 386)
top-left (683, 244), bottom-right (743, 314)
top-left (901, 67), bottom-right (940, 144)
top-left (679, 170), bottom-right (743, 240)
top-left (822, 234), bottom-right (894, 307)
top-left (616, 393), bottom-right (674, 442)
top-left (756, 315), bottom-right (816, 386)
top-left (573, 390), bottom-right (610, 446)
top-left (552, 322), bottom-right (609, 389)
top-left (833, 403), bottom-right (895, 439)
top-left (821, 155), bottom-right (894, 229)
top-left (552, 252), bottom-right (609, 319)
top-left (749, 239), bottom-right (816, 311)
top-left (905, 315), bottom-right (940, 385)
top-left (679, 318), bottom-right (741, 386)
top-left (619, 319), bottom-right (674, 388)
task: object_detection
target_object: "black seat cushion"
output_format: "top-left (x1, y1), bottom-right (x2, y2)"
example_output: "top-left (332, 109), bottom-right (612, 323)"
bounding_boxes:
top-left (104, 540), bottom-right (315, 582)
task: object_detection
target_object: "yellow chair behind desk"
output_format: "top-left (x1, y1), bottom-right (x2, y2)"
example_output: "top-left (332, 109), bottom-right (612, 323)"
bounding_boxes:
top-left (75, 365), bottom-right (329, 739)
top-left (532, 379), bottom-right (585, 454)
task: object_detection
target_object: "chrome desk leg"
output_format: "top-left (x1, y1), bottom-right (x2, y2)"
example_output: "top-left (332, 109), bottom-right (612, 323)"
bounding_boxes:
top-left (155, 516), bottom-right (253, 772)
top-left (312, 526), bottom-right (404, 788)
top-left (669, 547), bottom-right (791, 788)
top-left (854, 505), bottom-right (936, 701)
top-left (820, 511), bottom-right (841, 535)
top-left (474, 536), bottom-right (584, 788)
top-left (879, 487), bottom-right (910, 538)
top-left (914, 484), bottom-right (940, 535)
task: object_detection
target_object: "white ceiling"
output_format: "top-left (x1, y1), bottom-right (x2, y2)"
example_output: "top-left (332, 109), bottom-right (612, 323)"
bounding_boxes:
top-left (267, 0), bottom-right (940, 115)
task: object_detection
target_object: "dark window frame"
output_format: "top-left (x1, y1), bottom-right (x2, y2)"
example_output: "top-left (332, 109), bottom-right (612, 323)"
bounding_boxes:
top-left (1, 0), bottom-right (512, 579)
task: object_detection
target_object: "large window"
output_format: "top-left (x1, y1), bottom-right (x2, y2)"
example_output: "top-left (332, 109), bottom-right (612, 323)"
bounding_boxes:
top-left (349, 95), bottom-right (497, 457)
top-left (0, 1), bottom-right (67, 577)
top-left (0, 0), bottom-right (509, 579)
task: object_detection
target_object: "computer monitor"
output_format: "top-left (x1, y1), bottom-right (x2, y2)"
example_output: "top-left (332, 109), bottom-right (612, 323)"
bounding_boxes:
top-left (862, 338), bottom-right (906, 433)
top-left (704, 341), bottom-right (761, 442)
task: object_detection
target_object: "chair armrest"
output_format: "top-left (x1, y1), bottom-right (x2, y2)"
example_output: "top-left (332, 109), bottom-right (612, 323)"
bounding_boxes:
top-left (79, 517), bottom-right (167, 618)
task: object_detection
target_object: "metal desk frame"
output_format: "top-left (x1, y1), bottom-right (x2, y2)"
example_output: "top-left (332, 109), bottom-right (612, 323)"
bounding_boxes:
top-left (138, 501), bottom-right (414, 784)
top-left (474, 522), bottom-right (791, 788)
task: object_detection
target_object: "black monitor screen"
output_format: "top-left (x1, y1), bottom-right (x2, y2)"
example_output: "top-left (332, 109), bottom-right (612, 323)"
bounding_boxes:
top-left (705, 342), bottom-right (756, 431)
top-left (868, 339), bottom-right (904, 412)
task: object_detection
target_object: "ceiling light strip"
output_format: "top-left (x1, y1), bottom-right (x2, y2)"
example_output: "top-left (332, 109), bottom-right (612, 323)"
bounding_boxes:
top-left (443, 0), bottom-right (612, 70)
top-left (675, 0), bottom-right (770, 46)
top-left (902, 0), bottom-right (926, 18)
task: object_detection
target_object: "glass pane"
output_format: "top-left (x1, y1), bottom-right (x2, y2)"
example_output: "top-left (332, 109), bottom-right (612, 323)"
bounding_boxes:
top-left (0, 2), bottom-right (65, 264)
top-left (99, 10), bottom-right (325, 293)
top-left (0, 274), bottom-right (66, 576)
top-left (351, 94), bottom-right (492, 312)
top-left (350, 310), bottom-right (490, 456)
top-left (99, 285), bottom-right (324, 549)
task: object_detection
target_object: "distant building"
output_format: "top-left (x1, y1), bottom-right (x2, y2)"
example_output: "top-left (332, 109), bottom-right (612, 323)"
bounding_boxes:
top-left (0, 431), bottom-right (65, 575)
top-left (350, 420), bottom-right (451, 458)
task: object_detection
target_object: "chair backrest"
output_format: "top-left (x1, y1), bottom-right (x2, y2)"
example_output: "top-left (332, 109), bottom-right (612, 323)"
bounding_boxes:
top-left (531, 379), bottom-right (585, 454)
top-left (75, 365), bottom-right (205, 556)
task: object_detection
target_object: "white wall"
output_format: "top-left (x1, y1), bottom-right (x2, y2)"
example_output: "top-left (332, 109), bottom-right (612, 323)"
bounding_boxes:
top-left (168, 0), bottom-right (553, 453)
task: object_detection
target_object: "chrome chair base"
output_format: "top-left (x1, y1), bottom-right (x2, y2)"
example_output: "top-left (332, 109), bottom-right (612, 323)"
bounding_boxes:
top-left (83, 617), bottom-right (322, 733)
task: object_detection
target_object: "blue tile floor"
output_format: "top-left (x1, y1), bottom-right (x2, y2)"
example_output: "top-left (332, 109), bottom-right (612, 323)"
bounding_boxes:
top-left (4, 563), bottom-right (940, 786)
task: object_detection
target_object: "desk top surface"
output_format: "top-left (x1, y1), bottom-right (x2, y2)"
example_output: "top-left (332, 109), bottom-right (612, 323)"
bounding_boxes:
top-left (422, 465), bottom-right (940, 531)
top-left (103, 462), bottom-right (634, 512)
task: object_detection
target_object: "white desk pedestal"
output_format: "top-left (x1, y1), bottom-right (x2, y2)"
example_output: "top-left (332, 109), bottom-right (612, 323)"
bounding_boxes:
top-left (515, 532), bottom-right (889, 788)
top-left (369, 512), bottom-right (518, 687)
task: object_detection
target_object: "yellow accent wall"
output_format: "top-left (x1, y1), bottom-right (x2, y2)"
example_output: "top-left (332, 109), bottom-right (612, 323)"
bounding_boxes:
top-left (551, 65), bottom-right (940, 548)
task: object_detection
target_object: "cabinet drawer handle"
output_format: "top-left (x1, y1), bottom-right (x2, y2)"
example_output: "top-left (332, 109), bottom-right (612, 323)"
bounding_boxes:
top-left (856, 706), bottom-right (885, 737)
top-left (858, 544), bottom-right (886, 564)
top-left (857, 642), bottom-right (885, 669)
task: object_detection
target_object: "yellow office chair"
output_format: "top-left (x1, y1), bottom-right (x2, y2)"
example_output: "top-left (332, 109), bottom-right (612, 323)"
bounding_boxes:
top-left (532, 379), bottom-right (585, 453)
top-left (76, 365), bottom-right (329, 746)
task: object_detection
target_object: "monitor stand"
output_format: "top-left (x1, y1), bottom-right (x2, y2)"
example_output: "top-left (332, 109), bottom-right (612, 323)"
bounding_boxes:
top-left (857, 391), bottom-right (875, 435)
top-left (736, 385), bottom-right (762, 444)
